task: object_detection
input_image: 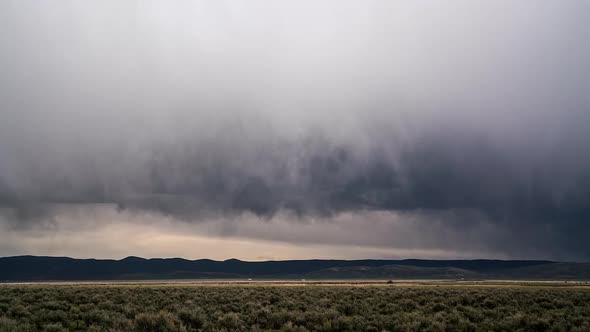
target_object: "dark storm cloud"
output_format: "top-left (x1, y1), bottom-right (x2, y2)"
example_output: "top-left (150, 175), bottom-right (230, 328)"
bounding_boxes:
top-left (2, 130), bottom-right (589, 254)
top-left (1, 0), bottom-right (589, 258)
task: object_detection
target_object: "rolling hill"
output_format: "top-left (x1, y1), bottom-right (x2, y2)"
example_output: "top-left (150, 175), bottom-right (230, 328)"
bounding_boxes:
top-left (0, 256), bottom-right (588, 281)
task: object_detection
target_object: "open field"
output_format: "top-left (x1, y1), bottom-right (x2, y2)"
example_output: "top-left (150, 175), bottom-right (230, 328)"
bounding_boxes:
top-left (1, 281), bottom-right (590, 331)
top-left (3, 279), bottom-right (590, 288)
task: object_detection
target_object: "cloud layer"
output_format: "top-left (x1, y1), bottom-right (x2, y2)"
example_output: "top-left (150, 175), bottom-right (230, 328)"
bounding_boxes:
top-left (1, 0), bottom-right (589, 260)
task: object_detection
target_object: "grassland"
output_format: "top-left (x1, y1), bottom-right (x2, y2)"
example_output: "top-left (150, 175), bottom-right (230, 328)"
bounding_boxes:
top-left (1, 281), bottom-right (589, 331)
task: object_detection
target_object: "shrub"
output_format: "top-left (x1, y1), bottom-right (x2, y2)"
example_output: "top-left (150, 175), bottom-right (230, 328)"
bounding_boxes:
top-left (0, 284), bottom-right (589, 331)
top-left (178, 308), bottom-right (205, 330)
top-left (41, 323), bottom-right (66, 332)
top-left (133, 311), bottom-right (181, 332)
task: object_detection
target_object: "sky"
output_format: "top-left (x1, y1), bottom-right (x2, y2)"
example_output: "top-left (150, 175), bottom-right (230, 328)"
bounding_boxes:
top-left (1, 0), bottom-right (589, 261)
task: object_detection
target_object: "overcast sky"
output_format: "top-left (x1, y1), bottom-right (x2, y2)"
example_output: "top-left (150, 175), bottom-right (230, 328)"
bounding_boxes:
top-left (1, 0), bottom-right (589, 261)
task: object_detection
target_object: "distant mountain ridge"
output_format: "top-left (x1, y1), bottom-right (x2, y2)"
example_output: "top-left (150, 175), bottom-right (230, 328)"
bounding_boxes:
top-left (1, 256), bottom-right (589, 281)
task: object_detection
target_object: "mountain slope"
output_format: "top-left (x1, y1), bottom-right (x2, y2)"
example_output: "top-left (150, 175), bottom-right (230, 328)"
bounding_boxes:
top-left (0, 256), bottom-right (587, 281)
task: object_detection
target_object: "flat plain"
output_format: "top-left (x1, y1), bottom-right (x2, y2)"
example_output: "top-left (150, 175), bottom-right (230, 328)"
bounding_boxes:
top-left (1, 280), bottom-right (589, 331)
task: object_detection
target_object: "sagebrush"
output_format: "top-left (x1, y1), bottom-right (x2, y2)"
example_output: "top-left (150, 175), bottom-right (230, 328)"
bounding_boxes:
top-left (0, 285), bottom-right (589, 331)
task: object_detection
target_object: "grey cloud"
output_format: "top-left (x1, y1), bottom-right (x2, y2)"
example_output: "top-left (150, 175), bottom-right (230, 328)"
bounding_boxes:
top-left (0, 0), bottom-right (589, 259)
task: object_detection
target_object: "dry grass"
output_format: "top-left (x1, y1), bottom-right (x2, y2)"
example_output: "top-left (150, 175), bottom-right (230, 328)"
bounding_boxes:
top-left (4, 279), bottom-right (590, 288)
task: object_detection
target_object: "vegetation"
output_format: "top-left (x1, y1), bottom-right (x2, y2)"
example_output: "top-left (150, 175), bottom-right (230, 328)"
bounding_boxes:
top-left (1, 284), bottom-right (589, 331)
top-left (5, 256), bottom-right (590, 281)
